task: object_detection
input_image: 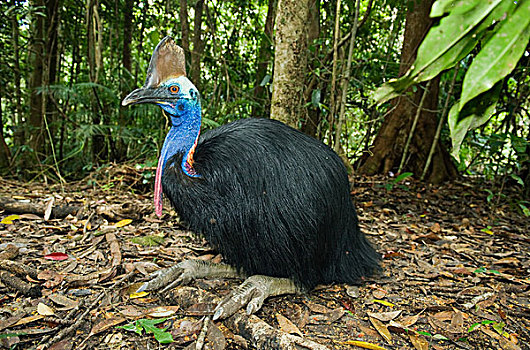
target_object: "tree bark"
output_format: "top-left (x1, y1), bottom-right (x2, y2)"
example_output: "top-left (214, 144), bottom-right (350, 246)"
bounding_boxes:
top-left (300, 0), bottom-right (321, 136)
top-left (190, 0), bottom-right (204, 90)
top-left (115, 0), bottom-right (135, 162)
top-left (27, 0), bottom-right (46, 162)
top-left (179, 0), bottom-right (190, 56)
top-left (251, 0), bottom-right (277, 118)
top-left (358, 0), bottom-right (457, 183)
top-left (271, 0), bottom-right (311, 128)
top-left (0, 85), bottom-right (11, 171)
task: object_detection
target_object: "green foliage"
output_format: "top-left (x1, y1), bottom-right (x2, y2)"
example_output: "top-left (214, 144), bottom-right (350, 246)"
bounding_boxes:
top-left (382, 172), bottom-right (413, 191)
top-left (374, 0), bottom-right (529, 158)
top-left (0, 0), bottom-right (527, 188)
top-left (117, 318), bottom-right (173, 344)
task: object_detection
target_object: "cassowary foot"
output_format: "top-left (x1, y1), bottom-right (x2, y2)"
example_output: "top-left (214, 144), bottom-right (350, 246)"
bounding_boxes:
top-left (136, 260), bottom-right (240, 293)
top-left (213, 275), bottom-right (297, 320)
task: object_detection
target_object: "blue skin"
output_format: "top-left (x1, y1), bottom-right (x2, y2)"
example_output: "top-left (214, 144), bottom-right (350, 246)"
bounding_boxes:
top-left (156, 76), bottom-right (202, 178)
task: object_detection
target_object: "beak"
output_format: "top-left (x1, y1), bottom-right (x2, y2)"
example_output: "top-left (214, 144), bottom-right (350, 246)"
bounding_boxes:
top-left (121, 86), bottom-right (170, 107)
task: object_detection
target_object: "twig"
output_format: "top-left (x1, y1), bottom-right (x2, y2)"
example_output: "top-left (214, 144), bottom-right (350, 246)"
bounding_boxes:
top-left (334, 0), bottom-right (360, 153)
top-left (41, 271), bottom-right (134, 350)
top-left (421, 67), bottom-right (459, 180)
top-left (398, 80), bottom-right (432, 174)
top-left (195, 316), bottom-right (210, 350)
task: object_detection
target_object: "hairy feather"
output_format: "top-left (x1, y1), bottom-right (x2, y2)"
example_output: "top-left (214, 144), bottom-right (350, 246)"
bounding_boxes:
top-left (163, 118), bottom-right (380, 289)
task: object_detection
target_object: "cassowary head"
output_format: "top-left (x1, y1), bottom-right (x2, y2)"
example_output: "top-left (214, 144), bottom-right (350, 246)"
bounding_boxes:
top-left (122, 36), bottom-right (200, 122)
top-left (122, 36), bottom-right (202, 217)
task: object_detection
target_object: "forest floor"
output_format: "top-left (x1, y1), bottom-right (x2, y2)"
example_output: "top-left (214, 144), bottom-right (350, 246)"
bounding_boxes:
top-left (0, 164), bottom-right (528, 350)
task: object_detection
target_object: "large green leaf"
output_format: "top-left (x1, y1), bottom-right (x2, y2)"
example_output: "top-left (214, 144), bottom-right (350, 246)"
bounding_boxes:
top-left (373, 0), bottom-right (515, 105)
top-left (409, 0), bottom-right (502, 81)
top-left (460, 0), bottom-right (530, 112)
top-left (448, 82), bottom-right (502, 158)
top-left (431, 0), bottom-right (482, 17)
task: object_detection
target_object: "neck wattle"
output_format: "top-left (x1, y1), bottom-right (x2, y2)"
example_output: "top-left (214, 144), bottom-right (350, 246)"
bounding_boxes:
top-left (154, 104), bottom-right (201, 217)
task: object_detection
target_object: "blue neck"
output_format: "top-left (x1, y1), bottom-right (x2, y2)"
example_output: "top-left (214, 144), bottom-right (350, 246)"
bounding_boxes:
top-left (159, 102), bottom-right (201, 177)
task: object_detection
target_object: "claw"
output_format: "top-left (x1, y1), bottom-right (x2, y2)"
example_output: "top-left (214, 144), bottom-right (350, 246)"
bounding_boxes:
top-left (133, 260), bottom-right (241, 294)
top-left (212, 275), bottom-right (297, 320)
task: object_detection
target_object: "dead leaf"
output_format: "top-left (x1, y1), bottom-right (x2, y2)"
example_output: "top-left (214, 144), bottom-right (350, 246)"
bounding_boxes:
top-left (90, 317), bottom-right (126, 335)
top-left (305, 301), bottom-right (331, 314)
top-left (397, 313), bottom-right (420, 328)
top-left (450, 310), bottom-right (464, 332)
top-left (12, 315), bottom-right (44, 327)
top-left (145, 306), bottom-right (180, 318)
top-left (341, 340), bottom-right (388, 350)
top-left (369, 317), bottom-right (393, 345)
top-left (367, 310), bottom-right (402, 322)
top-left (37, 302), bottom-right (55, 316)
top-left (48, 294), bottom-right (79, 310)
top-left (408, 332), bottom-right (429, 350)
top-left (114, 219), bottom-right (132, 228)
top-left (44, 197), bottom-right (55, 221)
top-left (495, 257), bottom-right (520, 266)
top-left (430, 222), bottom-right (441, 232)
top-left (119, 305), bottom-right (144, 318)
top-left (276, 313), bottom-right (302, 336)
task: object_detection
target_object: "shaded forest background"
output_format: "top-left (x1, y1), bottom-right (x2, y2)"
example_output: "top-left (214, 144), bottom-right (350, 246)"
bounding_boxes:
top-left (0, 0), bottom-right (528, 200)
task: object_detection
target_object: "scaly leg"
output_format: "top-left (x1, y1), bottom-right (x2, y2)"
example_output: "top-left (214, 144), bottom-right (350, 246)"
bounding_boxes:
top-left (136, 261), bottom-right (298, 320)
top-left (137, 260), bottom-right (241, 293)
top-left (213, 275), bottom-right (298, 320)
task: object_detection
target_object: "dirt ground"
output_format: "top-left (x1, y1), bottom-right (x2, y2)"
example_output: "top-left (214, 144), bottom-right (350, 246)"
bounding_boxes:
top-left (0, 165), bottom-right (528, 350)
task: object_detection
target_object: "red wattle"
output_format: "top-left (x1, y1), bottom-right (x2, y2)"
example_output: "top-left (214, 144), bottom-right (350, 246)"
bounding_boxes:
top-left (154, 158), bottom-right (163, 217)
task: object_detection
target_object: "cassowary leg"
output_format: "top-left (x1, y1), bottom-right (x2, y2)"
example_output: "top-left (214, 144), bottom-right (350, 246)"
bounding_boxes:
top-left (137, 260), bottom-right (241, 293)
top-left (213, 275), bottom-right (298, 320)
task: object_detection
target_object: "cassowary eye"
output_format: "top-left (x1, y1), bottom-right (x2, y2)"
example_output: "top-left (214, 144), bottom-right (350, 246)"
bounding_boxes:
top-left (169, 85), bottom-right (180, 94)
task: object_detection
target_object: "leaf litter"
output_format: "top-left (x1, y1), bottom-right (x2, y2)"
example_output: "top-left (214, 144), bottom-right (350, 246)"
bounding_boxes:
top-left (0, 168), bottom-right (528, 349)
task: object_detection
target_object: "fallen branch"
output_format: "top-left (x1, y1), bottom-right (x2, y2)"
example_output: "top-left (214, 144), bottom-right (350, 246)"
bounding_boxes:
top-left (0, 259), bottom-right (39, 280)
top-left (224, 311), bottom-right (329, 350)
top-left (0, 197), bottom-right (80, 218)
top-left (0, 271), bottom-right (42, 297)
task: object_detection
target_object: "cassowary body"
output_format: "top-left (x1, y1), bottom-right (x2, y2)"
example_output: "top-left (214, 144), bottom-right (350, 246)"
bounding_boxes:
top-left (163, 117), bottom-right (377, 290)
top-left (123, 36), bottom-right (379, 318)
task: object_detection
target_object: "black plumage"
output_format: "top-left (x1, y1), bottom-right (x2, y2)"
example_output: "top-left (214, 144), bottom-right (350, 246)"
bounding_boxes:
top-left (162, 117), bottom-right (380, 290)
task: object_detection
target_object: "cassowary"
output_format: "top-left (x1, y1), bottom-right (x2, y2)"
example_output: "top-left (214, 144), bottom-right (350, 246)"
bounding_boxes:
top-left (122, 36), bottom-right (380, 320)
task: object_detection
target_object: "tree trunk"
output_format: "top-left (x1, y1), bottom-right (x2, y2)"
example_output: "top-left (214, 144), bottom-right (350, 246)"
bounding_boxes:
top-left (115, 0), bottom-right (135, 162)
top-left (27, 0), bottom-right (46, 162)
top-left (179, 0), bottom-right (190, 58)
top-left (10, 13), bottom-right (24, 149)
top-left (190, 0), bottom-right (204, 90)
top-left (271, 0), bottom-right (311, 128)
top-left (251, 0), bottom-right (277, 118)
top-left (0, 84), bottom-right (11, 171)
top-left (358, 0), bottom-right (457, 183)
top-left (300, 0), bottom-right (321, 136)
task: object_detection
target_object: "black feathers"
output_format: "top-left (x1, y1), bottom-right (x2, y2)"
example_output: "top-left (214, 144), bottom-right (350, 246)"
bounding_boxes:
top-left (162, 118), bottom-right (380, 290)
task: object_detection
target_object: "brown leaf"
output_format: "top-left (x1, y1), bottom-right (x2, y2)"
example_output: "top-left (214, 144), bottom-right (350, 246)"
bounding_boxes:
top-left (495, 257), bottom-right (520, 266)
top-left (305, 301), bottom-right (331, 314)
top-left (450, 310), bottom-right (464, 331)
top-left (38, 270), bottom-right (64, 289)
top-left (408, 332), bottom-right (429, 350)
top-left (48, 294), bottom-right (79, 310)
top-left (119, 305), bottom-right (144, 318)
top-left (206, 320), bottom-right (226, 350)
top-left (145, 306), bottom-right (180, 318)
top-left (90, 317), bottom-right (126, 335)
top-left (367, 310), bottom-right (402, 322)
top-left (48, 338), bottom-right (73, 350)
top-left (430, 222), bottom-right (441, 233)
top-left (369, 317), bottom-right (393, 345)
top-left (276, 313), bottom-right (302, 336)
top-left (398, 314), bottom-right (420, 328)
top-left (12, 315), bottom-right (44, 327)
top-left (44, 197), bottom-right (55, 221)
